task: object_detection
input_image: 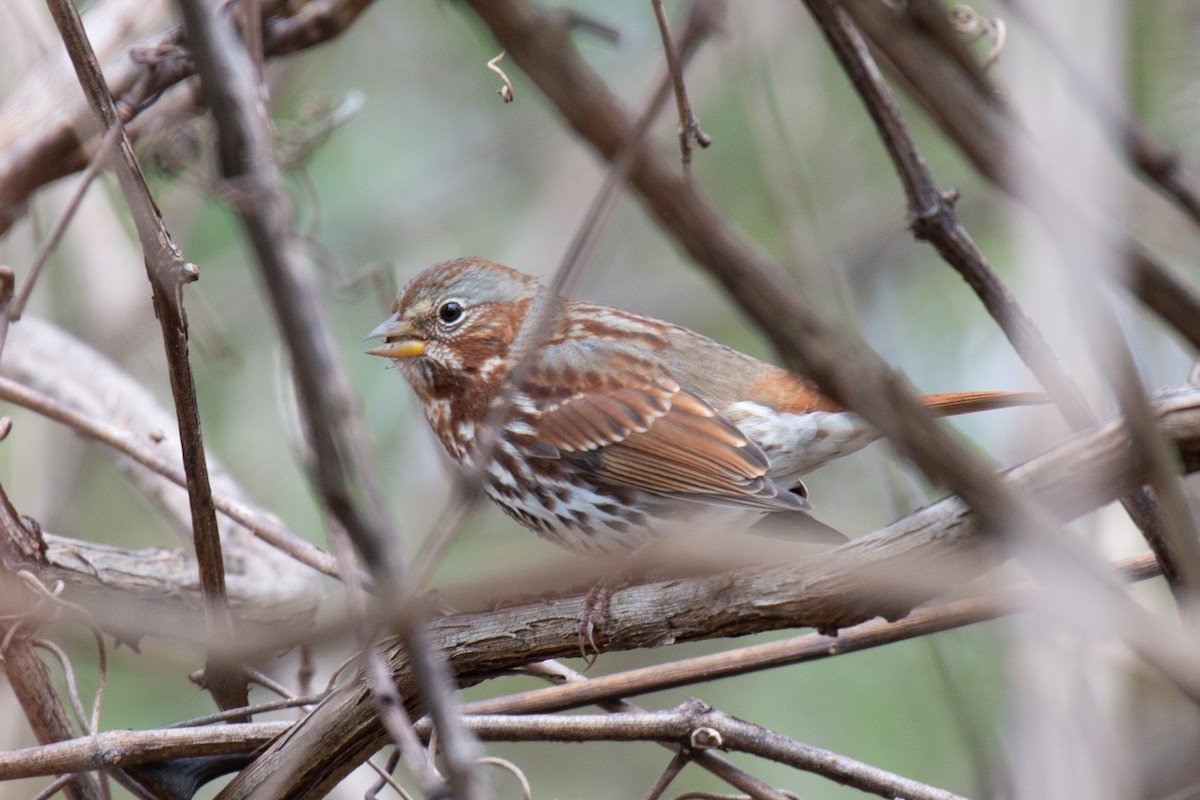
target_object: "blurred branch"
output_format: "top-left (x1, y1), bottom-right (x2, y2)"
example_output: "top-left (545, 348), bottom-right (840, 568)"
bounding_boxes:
top-left (0, 371), bottom-right (339, 579)
top-left (414, 0), bottom-right (729, 586)
top-left (837, 0), bottom-right (1200, 353)
top-left (217, 384), bottom-right (1200, 799)
top-left (45, 0), bottom-right (245, 713)
top-left (0, 124), bottom-right (121, 364)
top-left (1, 317), bottom-right (326, 607)
top-left (802, 0), bottom-right (1200, 621)
top-left (996, 0), bottom-right (1200, 228)
top-left (27, 532), bottom-right (320, 641)
top-left (0, 0), bottom-right (386, 234)
top-left (0, 482), bottom-right (106, 800)
top-left (172, 0), bottom-right (485, 795)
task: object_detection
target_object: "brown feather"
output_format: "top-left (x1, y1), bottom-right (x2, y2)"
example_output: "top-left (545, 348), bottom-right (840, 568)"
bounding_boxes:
top-left (534, 383), bottom-right (675, 452)
top-left (919, 390), bottom-right (1048, 416)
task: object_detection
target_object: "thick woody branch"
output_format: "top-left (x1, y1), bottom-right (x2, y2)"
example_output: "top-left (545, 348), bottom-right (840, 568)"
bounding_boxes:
top-left (216, 386), bottom-right (1200, 799)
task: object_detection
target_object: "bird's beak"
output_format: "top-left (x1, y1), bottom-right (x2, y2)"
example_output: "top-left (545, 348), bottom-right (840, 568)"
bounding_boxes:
top-left (365, 313), bottom-right (426, 359)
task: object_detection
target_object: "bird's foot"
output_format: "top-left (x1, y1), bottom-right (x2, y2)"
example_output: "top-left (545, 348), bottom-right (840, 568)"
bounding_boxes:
top-left (579, 580), bottom-right (618, 669)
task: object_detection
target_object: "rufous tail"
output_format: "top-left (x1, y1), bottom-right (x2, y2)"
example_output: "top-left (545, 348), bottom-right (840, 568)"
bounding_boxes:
top-left (919, 390), bottom-right (1048, 416)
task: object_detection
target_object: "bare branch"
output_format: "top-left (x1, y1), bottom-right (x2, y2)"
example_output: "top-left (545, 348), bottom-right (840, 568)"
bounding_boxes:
top-left (0, 482), bottom-right (107, 800)
top-left (0, 0), bottom-right (384, 233)
top-left (172, 0), bottom-right (489, 793)
top-left (837, 0), bottom-right (1200, 352)
top-left (44, 0), bottom-right (244, 711)
top-left (1, 317), bottom-right (333, 586)
top-left (802, 0), bottom-right (1200, 621)
top-left (0, 723), bottom-right (289, 780)
top-left (649, 0), bottom-right (713, 172)
top-left (217, 385), bottom-right (1200, 798)
top-left (435, 701), bottom-right (966, 800)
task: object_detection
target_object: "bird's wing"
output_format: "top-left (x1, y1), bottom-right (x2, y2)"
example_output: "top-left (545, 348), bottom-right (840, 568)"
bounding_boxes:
top-left (516, 343), bottom-right (809, 512)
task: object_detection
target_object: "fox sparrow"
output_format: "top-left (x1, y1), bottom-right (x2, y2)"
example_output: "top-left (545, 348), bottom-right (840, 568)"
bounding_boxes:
top-left (368, 257), bottom-right (1038, 551)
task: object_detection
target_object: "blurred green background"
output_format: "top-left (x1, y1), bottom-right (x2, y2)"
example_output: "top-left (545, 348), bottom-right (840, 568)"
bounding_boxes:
top-left (2, 0), bottom-right (1200, 797)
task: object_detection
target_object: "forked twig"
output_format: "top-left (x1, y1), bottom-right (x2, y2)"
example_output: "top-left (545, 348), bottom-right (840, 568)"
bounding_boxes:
top-left (650, 0), bottom-right (712, 172)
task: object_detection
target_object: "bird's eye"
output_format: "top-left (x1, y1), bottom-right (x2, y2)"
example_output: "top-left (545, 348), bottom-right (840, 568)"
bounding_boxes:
top-left (438, 301), bottom-right (464, 326)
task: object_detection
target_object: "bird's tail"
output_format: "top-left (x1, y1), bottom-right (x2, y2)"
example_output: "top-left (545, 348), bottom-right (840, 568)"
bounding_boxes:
top-left (919, 390), bottom-right (1048, 416)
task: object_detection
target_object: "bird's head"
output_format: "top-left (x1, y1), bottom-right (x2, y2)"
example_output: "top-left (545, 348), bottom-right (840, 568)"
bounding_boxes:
top-left (367, 257), bottom-right (541, 395)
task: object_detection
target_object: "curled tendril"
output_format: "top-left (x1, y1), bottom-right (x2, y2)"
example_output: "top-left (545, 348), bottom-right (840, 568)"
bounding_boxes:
top-left (477, 756), bottom-right (533, 800)
top-left (951, 5), bottom-right (1007, 69)
top-left (487, 51), bottom-right (515, 103)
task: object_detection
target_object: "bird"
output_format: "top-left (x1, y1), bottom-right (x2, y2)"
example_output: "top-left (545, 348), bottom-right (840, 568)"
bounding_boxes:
top-left (368, 257), bottom-right (1041, 552)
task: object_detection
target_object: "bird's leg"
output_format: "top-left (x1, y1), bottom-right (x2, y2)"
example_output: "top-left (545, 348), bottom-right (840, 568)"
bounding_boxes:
top-left (577, 541), bottom-right (657, 667)
top-left (580, 580), bottom-right (615, 667)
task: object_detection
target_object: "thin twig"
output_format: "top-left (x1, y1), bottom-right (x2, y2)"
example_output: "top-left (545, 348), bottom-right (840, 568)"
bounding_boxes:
top-left (486, 51), bottom-right (514, 103)
top-left (0, 374), bottom-right (341, 579)
top-left (366, 753), bottom-right (416, 800)
top-left (643, 752), bottom-right (690, 800)
top-left (0, 123), bottom-right (123, 364)
top-left (476, 757), bottom-right (531, 800)
top-left (166, 694), bottom-right (328, 728)
top-left (524, 660), bottom-right (793, 800)
top-left (411, 701), bottom-right (967, 800)
top-left (650, 0), bottom-right (712, 172)
top-left (411, 0), bottom-right (727, 588)
top-left (802, 0), bottom-right (1200, 601)
top-left (44, 0), bottom-right (245, 712)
